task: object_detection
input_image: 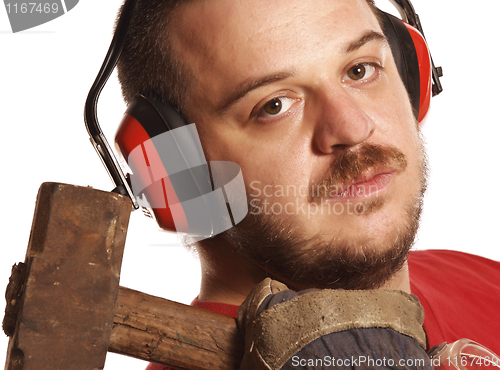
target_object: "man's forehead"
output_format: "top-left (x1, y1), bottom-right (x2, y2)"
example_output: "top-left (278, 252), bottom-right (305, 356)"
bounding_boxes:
top-left (169, 0), bottom-right (382, 110)
top-left (171, 0), bottom-right (379, 52)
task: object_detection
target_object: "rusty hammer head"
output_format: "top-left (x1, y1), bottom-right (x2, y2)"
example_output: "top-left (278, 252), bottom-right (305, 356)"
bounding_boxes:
top-left (4, 183), bottom-right (131, 370)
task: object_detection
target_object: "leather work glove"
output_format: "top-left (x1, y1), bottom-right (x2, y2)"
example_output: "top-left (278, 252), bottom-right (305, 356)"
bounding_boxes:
top-left (237, 278), bottom-right (433, 369)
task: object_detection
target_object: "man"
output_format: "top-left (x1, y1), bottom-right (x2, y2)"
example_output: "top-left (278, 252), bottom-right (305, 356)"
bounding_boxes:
top-left (115, 0), bottom-right (500, 368)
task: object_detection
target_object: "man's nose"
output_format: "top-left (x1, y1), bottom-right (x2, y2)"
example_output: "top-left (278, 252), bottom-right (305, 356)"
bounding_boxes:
top-left (313, 88), bottom-right (375, 153)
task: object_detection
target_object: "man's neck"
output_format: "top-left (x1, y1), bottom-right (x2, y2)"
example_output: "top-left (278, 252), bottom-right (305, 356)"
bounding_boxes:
top-left (196, 241), bottom-right (268, 305)
top-left (196, 241), bottom-right (411, 306)
top-left (379, 262), bottom-right (411, 292)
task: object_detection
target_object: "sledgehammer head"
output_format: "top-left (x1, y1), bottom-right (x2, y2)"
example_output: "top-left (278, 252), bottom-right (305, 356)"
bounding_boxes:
top-left (4, 183), bottom-right (132, 370)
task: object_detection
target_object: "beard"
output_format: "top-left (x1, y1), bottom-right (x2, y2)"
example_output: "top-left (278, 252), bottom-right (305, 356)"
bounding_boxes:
top-left (209, 140), bottom-right (428, 291)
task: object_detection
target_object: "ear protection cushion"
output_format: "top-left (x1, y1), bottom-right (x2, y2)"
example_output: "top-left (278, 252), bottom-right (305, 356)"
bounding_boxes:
top-left (379, 10), bottom-right (432, 123)
top-left (115, 94), bottom-right (213, 233)
top-left (115, 109), bottom-right (186, 231)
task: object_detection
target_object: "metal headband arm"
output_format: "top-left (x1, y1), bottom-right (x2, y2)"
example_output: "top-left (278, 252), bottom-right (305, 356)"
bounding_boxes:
top-left (84, 0), bottom-right (139, 209)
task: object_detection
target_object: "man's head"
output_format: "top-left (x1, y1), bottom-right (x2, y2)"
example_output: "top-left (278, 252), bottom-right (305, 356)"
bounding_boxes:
top-left (117, 0), bottom-right (428, 291)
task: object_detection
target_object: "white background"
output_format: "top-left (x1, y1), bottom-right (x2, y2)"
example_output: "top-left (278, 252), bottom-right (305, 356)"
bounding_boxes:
top-left (1, 0), bottom-right (499, 368)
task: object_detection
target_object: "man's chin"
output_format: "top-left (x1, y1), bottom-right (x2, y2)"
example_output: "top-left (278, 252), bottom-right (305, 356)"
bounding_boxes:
top-left (219, 187), bottom-right (424, 291)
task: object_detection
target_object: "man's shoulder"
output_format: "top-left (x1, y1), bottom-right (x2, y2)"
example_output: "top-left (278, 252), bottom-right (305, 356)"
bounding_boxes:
top-left (408, 249), bottom-right (500, 352)
top-left (408, 249), bottom-right (500, 286)
top-left (409, 249), bottom-right (499, 266)
top-left (408, 248), bottom-right (500, 306)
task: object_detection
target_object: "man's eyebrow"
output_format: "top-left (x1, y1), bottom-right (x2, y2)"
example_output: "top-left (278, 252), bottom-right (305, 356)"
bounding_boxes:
top-left (344, 30), bottom-right (387, 53)
top-left (215, 71), bottom-right (296, 114)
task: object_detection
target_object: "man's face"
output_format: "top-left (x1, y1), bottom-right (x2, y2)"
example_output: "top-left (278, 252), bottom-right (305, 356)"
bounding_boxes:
top-left (171, 0), bottom-right (427, 289)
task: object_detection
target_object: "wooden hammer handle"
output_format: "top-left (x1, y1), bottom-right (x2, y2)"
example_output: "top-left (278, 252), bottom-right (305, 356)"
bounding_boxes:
top-left (110, 287), bottom-right (244, 370)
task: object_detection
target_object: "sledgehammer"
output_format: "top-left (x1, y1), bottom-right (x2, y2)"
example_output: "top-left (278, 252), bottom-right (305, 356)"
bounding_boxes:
top-left (3, 183), bottom-right (243, 370)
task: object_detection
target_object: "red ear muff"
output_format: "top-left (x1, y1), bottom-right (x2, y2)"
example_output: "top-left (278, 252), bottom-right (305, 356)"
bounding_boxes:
top-left (379, 11), bottom-right (432, 123)
top-left (115, 109), bottom-right (188, 232)
top-left (115, 95), bottom-right (213, 234)
top-left (405, 23), bottom-right (432, 123)
top-left (115, 95), bottom-right (248, 239)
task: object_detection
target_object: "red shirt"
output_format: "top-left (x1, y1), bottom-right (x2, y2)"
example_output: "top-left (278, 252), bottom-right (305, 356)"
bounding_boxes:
top-left (146, 250), bottom-right (500, 369)
top-left (409, 249), bottom-right (500, 352)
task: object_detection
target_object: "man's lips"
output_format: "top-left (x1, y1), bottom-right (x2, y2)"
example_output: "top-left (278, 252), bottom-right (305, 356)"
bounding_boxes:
top-left (327, 169), bottom-right (397, 200)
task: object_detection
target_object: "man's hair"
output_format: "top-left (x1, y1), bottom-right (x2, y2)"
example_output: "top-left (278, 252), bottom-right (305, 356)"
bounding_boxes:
top-left (117, 0), bottom-right (379, 117)
top-left (116, 0), bottom-right (193, 116)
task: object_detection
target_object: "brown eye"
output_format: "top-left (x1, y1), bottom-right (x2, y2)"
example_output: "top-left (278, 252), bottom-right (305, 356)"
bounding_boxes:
top-left (343, 63), bottom-right (378, 83)
top-left (263, 98), bottom-right (283, 115)
top-left (347, 64), bottom-right (366, 80)
top-left (257, 97), bottom-right (296, 119)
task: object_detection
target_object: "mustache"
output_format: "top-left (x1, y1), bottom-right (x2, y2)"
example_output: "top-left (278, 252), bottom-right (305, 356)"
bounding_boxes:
top-left (310, 144), bottom-right (407, 200)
